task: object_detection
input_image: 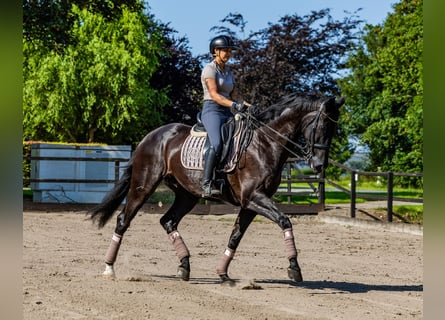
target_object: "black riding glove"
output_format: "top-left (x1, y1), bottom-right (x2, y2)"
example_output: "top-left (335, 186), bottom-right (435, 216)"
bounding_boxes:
top-left (248, 104), bottom-right (261, 117)
top-left (232, 102), bottom-right (246, 112)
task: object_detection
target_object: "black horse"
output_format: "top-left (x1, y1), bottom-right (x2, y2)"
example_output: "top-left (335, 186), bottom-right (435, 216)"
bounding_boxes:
top-left (88, 93), bottom-right (345, 285)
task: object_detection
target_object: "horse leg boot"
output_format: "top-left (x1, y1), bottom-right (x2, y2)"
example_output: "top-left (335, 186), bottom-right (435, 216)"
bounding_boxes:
top-left (102, 211), bottom-right (129, 278)
top-left (283, 228), bottom-right (303, 282)
top-left (216, 248), bottom-right (236, 286)
top-left (216, 209), bottom-right (257, 286)
top-left (160, 191), bottom-right (199, 281)
top-left (168, 230), bottom-right (191, 281)
top-left (201, 146), bottom-right (220, 197)
top-left (103, 232), bottom-right (122, 278)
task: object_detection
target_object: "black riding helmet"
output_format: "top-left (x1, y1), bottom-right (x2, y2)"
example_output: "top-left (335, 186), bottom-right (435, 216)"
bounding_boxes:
top-left (209, 35), bottom-right (238, 55)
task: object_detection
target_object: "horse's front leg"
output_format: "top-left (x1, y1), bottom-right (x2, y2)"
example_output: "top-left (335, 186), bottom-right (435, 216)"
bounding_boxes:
top-left (246, 194), bottom-right (303, 283)
top-left (216, 208), bottom-right (257, 286)
top-left (283, 229), bottom-right (303, 282)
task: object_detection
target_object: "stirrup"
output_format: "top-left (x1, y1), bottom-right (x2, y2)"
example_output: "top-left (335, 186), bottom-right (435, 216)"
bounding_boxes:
top-left (202, 184), bottom-right (220, 197)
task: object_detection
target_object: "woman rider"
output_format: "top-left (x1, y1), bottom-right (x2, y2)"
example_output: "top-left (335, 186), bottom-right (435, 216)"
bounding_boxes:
top-left (200, 35), bottom-right (253, 197)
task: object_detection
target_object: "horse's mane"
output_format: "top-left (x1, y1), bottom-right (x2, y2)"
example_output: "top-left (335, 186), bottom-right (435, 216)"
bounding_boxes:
top-left (256, 92), bottom-right (326, 123)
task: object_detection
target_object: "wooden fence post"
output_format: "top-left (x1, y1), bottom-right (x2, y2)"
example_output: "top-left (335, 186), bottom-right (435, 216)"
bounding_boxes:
top-left (350, 171), bottom-right (356, 218)
top-left (286, 162), bottom-right (292, 204)
top-left (387, 172), bottom-right (393, 222)
top-left (319, 169), bottom-right (325, 209)
top-left (114, 161), bottom-right (120, 186)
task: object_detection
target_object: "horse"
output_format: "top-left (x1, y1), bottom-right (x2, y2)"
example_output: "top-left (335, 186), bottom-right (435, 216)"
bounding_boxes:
top-left (88, 92), bottom-right (345, 285)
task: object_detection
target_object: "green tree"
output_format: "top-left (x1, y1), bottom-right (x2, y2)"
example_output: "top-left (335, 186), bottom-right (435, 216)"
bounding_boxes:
top-left (338, 0), bottom-right (423, 180)
top-left (23, 0), bottom-right (145, 50)
top-left (23, 3), bottom-right (168, 144)
top-left (148, 22), bottom-right (203, 125)
top-left (209, 10), bottom-right (363, 173)
top-left (211, 10), bottom-right (363, 106)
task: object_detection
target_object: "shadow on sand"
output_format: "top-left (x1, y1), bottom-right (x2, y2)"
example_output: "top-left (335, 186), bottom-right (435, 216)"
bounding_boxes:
top-left (256, 278), bottom-right (423, 293)
top-left (139, 274), bottom-right (423, 293)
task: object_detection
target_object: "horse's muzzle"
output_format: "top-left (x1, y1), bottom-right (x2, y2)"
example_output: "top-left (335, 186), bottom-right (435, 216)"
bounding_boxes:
top-left (309, 156), bottom-right (324, 173)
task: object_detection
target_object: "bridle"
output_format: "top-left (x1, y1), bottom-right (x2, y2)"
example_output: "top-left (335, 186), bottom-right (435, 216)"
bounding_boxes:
top-left (306, 101), bottom-right (336, 155)
top-left (247, 100), bottom-right (337, 161)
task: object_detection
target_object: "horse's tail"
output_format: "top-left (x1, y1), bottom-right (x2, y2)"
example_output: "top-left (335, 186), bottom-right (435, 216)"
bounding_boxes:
top-left (88, 162), bottom-right (132, 228)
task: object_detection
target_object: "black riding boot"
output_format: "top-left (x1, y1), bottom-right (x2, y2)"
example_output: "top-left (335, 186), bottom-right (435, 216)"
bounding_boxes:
top-left (201, 147), bottom-right (220, 197)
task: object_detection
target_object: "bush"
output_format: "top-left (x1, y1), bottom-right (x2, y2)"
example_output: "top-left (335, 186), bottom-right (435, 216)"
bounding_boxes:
top-left (23, 141), bottom-right (33, 188)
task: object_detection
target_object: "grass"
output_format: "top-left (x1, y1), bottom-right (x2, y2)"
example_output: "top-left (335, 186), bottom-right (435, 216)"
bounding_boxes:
top-left (389, 205), bottom-right (423, 224)
top-left (276, 174), bottom-right (423, 225)
top-left (273, 191), bottom-right (363, 205)
top-left (23, 188), bottom-right (33, 200)
top-left (145, 191), bottom-right (175, 205)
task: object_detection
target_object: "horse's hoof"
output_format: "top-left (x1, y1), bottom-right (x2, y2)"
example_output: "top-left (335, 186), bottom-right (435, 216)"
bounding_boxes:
top-left (219, 274), bottom-right (236, 287)
top-left (177, 266), bottom-right (190, 281)
top-left (102, 264), bottom-right (116, 279)
top-left (102, 273), bottom-right (115, 280)
top-left (287, 267), bottom-right (303, 282)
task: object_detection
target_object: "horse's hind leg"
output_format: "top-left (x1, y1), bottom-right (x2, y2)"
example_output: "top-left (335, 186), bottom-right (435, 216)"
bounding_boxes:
top-left (103, 175), bottom-right (162, 278)
top-left (216, 208), bottom-right (256, 286)
top-left (159, 187), bottom-right (198, 281)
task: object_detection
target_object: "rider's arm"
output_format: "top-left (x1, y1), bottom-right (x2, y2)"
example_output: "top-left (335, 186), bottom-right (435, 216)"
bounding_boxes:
top-left (205, 77), bottom-right (236, 108)
top-left (206, 78), bottom-right (250, 108)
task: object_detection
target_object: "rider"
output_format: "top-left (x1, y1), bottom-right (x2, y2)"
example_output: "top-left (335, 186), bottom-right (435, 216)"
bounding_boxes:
top-left (200, 35), bottom-right (253, 197)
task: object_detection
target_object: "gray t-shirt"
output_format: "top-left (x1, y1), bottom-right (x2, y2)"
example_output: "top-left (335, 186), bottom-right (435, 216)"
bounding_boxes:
top-left (201, 60), bottom-right (235, 100)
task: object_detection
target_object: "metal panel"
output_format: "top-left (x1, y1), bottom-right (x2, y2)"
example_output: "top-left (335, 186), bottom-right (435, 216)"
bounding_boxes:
top-left (30, 143), bottom-right (131, 203)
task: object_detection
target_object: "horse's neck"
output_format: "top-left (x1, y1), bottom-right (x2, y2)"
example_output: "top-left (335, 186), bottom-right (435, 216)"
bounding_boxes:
top-left (258, 109), bottom-right (310, 161)
top-left (268, 110), bottom-right (307, 142)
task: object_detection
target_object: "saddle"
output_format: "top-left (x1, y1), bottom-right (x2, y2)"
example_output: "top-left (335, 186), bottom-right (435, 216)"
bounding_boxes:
top-left (181, 112), bottom-right (251, 172)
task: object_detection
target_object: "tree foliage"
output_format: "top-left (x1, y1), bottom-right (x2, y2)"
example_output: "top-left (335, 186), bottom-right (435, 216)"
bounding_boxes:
top-left (23, 1), bottom-right (168, 145)
top-left (23, 0), bottom-right (145, 51)
top-left (23, 1), bottom-right (423, 183)
top-left (148, 21), bottom-right (203, 125)
top-left (208, 10), bottom-right (364, 171)
top-left (210, 10), bottom-right (363, 106)
top-left (338, 0), bottom-right (423, 180)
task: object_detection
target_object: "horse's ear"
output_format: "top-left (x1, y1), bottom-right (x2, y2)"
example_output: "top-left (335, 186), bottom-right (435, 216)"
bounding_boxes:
top-left (323, 96), bottom-right (336, 111)
top-left (336, 96), bottom-right (346, 107)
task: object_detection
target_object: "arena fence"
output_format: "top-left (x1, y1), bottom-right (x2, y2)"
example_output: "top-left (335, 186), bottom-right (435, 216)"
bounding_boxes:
top-left (23, 155), bottom-right (423, 221)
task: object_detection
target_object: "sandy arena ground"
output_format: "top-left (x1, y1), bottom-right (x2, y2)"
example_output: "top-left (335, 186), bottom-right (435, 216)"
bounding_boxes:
top-left (23, 206), bottom-right (422, 320)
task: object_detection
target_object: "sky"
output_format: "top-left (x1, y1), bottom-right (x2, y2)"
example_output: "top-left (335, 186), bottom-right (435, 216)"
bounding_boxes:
top-left (146, 0), bottom-right (397, 56)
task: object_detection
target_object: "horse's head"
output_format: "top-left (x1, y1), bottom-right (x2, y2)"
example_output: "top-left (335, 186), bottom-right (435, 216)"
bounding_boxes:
top-left (302, 96), bottom-right (344, 173)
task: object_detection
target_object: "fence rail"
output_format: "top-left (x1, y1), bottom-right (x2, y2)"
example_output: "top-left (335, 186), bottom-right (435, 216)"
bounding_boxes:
top-left (273, 158), bottom-right (326, 214)
top-left (23, 155), bottom-right (423, 221)
top-left (23, 156), bottom-right (130, 185)
top-left (327, 159), bottom-right (423, 222)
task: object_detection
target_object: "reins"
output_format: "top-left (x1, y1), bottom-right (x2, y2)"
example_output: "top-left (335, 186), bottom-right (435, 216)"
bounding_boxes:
top-left (243, 101), bottom-right (333, 161)
top-left (231, 100), bottom-right (338, 168)
top-left (231, 114), bottom-right (255, 166)
top-left (247, 114), bottom-right (310, 160)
